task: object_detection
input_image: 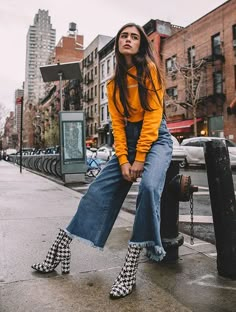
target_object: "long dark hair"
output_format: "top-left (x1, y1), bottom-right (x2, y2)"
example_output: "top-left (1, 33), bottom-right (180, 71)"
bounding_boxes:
top-left (112, 22), bottom-right (163, 118)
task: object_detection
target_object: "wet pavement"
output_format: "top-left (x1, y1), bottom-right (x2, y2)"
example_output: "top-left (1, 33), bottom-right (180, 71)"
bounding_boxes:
top-left (1, 160), bottom-right (236, 312)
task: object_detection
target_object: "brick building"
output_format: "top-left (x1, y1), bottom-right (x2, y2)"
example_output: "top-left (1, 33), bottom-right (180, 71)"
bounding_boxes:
top-left (52, 22), bottom-right (84, 64)
top-left (160, 0), bottom-right (236, 142)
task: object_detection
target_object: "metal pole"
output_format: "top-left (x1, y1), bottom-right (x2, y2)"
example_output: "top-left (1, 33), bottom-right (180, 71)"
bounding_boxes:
top-left (204, 139), bottom-right (236, 279)
top-left (20, 97), bottom-right (23, 173)
top-left (58, 72), bottom-right (63, 180)
top-left (58, 72), bottom-right (63, 111)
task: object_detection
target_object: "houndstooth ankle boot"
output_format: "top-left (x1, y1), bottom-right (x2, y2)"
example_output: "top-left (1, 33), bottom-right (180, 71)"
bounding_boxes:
top-left (31, 229), bottom-right (72, 274)
top-left (110, 244), bottom-right (141, 299)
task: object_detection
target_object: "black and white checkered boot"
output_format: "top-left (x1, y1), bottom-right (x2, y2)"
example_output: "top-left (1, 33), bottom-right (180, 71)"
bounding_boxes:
top-left (110, 244), bottom-right (141, 299)
top-left (31, 229), bottom-right (72, 274)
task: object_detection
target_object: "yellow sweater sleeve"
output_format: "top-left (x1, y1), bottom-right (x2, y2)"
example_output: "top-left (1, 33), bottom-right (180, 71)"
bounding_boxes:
top-left (135, 64), bottom-right (164, 162)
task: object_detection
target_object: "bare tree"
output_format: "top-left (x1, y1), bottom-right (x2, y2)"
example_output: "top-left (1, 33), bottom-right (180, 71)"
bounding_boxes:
top-left (176, 55), bottom-right (207, 136)
top-left (165, 41), bottom-right (207, 136)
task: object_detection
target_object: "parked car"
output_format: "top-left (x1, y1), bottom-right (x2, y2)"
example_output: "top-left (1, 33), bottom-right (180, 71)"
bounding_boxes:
top-left (171, 135), bottom-right (186, 162)
top-left (96, 145), bottom-right (115, 161)
top-left (180, 136), bottom-right (236, 168)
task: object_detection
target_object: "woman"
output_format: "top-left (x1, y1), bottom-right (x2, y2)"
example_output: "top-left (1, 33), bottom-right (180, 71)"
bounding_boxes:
top-left (32, 23), bottom-right (173, 299)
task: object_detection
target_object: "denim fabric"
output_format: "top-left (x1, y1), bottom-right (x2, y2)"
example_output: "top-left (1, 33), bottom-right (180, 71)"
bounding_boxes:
top-left (66, 118), bottom-right (173, 261)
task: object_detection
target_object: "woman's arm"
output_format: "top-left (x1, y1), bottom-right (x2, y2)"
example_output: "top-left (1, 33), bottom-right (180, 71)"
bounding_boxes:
top-left (135, 64), bottom-right (164, 163)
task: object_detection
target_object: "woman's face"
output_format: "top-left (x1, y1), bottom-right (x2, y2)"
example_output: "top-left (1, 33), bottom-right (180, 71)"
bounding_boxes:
top-left (118, 26), bottom-right (141, 57)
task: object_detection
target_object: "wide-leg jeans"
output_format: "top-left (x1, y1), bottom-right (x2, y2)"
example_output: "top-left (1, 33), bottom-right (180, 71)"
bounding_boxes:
top-left (66, 118), bottom-right (173, 261)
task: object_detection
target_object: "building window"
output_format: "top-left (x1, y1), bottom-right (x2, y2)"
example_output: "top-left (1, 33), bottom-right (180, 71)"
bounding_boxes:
top-left (187, 46), bottom-right (195, 65)
top-left (213, 71), bottom-right (223, 94)
top-left (107, 59), bottom-right (110, 74)
top-left (101, 106), bottom-right (104, 121)
top-left (90, 124), bottom-right (93, 135)
top-left (95, 85), bottom-right (97, 97)
top-left (233, 25), bottom-right (236, 48)
top-left (166, 55), bottom-right (177, 73)
top-left (113, 55), bottom-right (116, 69)
top-left (95, 48), bottom-right (98, 59)
top-left (212, 33), bottom-right (221, 56)
top-left (101, 64), bottom-right (104, 79)
top-left (95, 66), bottom-right (97, 76)
top-left (234, 65), bottom-right (236, 90)
top-left (166, 87), bottom-right (178, 100)
top-left (233, 24), bottom-right (236, 40)
top-left (101, 85), bottom-right (104, 99)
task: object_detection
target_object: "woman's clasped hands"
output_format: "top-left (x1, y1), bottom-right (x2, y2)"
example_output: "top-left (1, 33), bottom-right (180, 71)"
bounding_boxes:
top-left (121, 161), bottom-right (144, 182)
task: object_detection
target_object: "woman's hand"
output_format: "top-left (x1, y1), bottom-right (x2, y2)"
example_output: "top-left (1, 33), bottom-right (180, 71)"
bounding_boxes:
top-left (130, 161), bottom-right (144, 181)
top-left (121, 163), bottom-right (132, 182)
top-left (121, 161), bottom-right (144, 182)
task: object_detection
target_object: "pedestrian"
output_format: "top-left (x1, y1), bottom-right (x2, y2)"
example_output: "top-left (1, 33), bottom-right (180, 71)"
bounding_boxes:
top-left (32, 22), bottom-right (173, 299)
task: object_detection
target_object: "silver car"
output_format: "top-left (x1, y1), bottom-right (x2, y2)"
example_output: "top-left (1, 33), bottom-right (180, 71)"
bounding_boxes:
top-left (180, 136), bottom-right (236, 168)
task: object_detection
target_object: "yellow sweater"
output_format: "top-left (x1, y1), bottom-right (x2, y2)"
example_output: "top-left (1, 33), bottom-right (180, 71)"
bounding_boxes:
top-left (107, 62), bottom-right (164, 165)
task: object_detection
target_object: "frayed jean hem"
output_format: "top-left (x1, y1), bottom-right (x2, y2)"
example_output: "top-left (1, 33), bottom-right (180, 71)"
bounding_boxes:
top-left (64, 229), bottom-right (104, 251)
top-left (129, 240), bottom-right (166, 262)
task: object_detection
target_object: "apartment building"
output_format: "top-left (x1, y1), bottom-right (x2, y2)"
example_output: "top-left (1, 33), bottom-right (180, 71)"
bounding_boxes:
top-left (82, 35), bottom-right (112, 147)
top-left (161, 0), bottom-right (236, 142)
top-left (98, 38), bottom-right (115, 146)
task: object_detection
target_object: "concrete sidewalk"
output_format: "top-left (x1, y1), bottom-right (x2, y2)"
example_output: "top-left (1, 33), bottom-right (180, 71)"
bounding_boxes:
top-left (0, 160), bottom-right (236, 312)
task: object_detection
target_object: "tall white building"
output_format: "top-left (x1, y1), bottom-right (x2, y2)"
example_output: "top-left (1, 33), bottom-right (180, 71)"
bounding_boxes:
top-left (24, 9), bottom-right (56, 106)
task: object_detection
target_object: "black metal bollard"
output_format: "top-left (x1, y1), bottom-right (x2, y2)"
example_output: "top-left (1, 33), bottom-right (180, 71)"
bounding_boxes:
top-left (160, 161), bottom-right (184, 262)
top-left (204, 139), bottom-right (236, 279)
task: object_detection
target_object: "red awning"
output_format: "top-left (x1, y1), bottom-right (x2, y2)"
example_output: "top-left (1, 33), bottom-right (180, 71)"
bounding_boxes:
top-left (167, 118), bottom-right (202, 133)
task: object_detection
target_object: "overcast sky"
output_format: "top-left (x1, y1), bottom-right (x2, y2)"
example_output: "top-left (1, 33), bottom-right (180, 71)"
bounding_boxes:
top-left (0, 0), bottom-right (227, 113)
